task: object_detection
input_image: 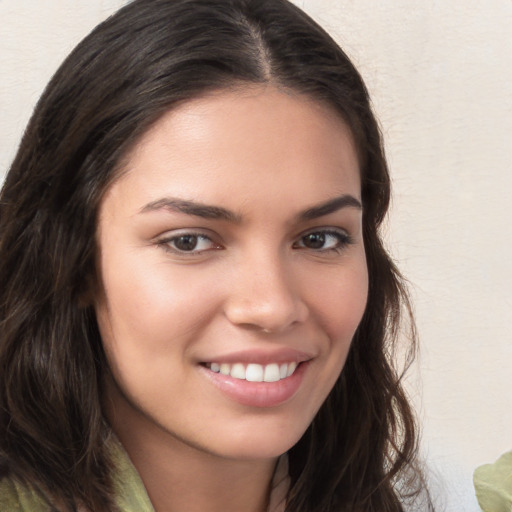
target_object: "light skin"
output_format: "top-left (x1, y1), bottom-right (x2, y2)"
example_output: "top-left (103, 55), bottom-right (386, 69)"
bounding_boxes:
top-left (95, 85), bottom-right (368, 512)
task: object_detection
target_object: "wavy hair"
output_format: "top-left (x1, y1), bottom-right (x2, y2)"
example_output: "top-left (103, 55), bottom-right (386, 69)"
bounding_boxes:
top-left (0, 0), bottom-right (431, 510)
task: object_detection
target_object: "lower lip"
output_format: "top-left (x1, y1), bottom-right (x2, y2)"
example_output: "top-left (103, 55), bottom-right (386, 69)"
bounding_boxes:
top-left (199, 362), bottom-right (308, 408)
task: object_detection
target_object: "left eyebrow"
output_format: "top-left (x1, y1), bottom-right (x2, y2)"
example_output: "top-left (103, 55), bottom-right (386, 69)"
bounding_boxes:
top-left (297, 194), bottom-right (362, 221)
top-left (139, 197), bottom-right (242, 222)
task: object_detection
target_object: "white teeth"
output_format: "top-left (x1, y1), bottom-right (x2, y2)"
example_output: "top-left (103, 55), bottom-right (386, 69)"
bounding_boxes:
top-left (286, 362), bottom-right (297, 377)
top-left (230, 363), bottom-right (246, 380)
top-left (263, 363), bottom-right (281, 382)
top-left (246, 363), bottom-right (263, 382)
top-left (207, 361), bottom-right (299, 381)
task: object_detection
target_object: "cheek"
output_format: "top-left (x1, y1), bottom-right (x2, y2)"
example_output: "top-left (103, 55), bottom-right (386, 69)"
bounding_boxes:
top-left (95, 254), bottom-right (223, 359)
top-left (295, 257), bottom-right (368, 420)
top-left (310, 257), bottom-right (369, 347)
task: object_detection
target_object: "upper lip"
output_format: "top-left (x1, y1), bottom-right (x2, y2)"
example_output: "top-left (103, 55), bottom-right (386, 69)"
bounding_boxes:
top-left (200, 348), bottom-right (315, 365)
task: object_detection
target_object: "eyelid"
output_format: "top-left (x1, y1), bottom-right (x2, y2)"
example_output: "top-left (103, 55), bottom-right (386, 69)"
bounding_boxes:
top-left (156, 229), bottom-right (223, 255)
top-left (293, 227), bottom-right (354, 251)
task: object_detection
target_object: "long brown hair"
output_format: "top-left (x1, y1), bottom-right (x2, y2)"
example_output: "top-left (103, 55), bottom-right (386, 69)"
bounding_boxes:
top-left (0, 0), bottom-right (431, 510)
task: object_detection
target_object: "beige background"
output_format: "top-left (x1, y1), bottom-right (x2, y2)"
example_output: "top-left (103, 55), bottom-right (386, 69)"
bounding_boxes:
top-left (1, 2), bottom-right (511, 510)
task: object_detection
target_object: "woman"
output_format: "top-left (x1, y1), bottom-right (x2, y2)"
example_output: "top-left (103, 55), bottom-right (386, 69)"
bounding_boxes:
top-left (0, 0), bottom-right (431, 510)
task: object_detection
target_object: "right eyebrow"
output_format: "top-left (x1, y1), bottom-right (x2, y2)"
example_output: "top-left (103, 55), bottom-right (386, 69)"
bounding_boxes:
top-left (139, 197), bottom-right (242, 223)
top-left (297, 194), bottom-right (362, 221)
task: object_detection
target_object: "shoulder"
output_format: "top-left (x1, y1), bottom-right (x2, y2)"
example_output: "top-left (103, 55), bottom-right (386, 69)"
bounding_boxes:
top-left (0, 475), bottom-right (51, 511)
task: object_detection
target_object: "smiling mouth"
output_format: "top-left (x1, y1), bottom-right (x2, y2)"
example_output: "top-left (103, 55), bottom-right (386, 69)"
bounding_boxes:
top-left (203, 362), bottom-right (299, 382)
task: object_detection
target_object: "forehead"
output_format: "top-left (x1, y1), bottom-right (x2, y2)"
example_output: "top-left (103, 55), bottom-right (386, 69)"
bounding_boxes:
top-left (102, 85), bottom-right (361, 216)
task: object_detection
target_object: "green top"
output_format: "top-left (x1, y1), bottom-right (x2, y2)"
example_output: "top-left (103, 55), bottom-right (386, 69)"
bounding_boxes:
top-left (0, 439), bottom-right (155, 511)
top-left (474, 451), bottom-right (512, 512)
top-left (0, 439), bottom-right (289, 511)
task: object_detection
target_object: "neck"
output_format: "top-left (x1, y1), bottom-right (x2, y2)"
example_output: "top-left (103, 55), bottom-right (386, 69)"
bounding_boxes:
top-left (123, 429), bottom-right (276, 512)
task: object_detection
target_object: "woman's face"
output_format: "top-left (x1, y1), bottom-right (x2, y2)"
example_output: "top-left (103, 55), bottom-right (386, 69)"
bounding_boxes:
top-left (95, 86), bottom-right (368, 460)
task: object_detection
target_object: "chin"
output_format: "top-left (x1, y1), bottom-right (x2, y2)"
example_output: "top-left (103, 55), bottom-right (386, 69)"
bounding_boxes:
top-left (201, 417), bottom-right (310, 461)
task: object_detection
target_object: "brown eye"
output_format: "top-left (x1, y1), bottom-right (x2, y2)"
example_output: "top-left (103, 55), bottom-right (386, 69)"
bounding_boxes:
top-left (294, 230), bottom-right (352, 252)
top-left (160, 233), bottom-right (219, 254)
top-left (302, 232), bottom-right (326, 249)
top-left (173, 235), bottom-right (200, 251)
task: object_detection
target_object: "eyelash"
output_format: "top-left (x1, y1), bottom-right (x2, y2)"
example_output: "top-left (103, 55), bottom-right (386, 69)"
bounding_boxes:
top-left (157, 232), bottom-right (220, 255)
top-left (157, 228), bottom-right (353, 256)
top-left (293, 229), bottom-right (354, 253)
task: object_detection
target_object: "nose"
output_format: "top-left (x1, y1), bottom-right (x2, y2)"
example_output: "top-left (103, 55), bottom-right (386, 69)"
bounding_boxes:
top-left (223, 250), bottom-right (309, 333)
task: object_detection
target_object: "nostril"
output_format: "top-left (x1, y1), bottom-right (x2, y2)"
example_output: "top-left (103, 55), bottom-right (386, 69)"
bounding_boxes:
top-left (223, 291), bottom-right (308, 333)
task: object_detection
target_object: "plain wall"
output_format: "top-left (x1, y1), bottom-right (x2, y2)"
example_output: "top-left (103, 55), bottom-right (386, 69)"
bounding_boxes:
top-left (1, 2), bottom-right (511, 510)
